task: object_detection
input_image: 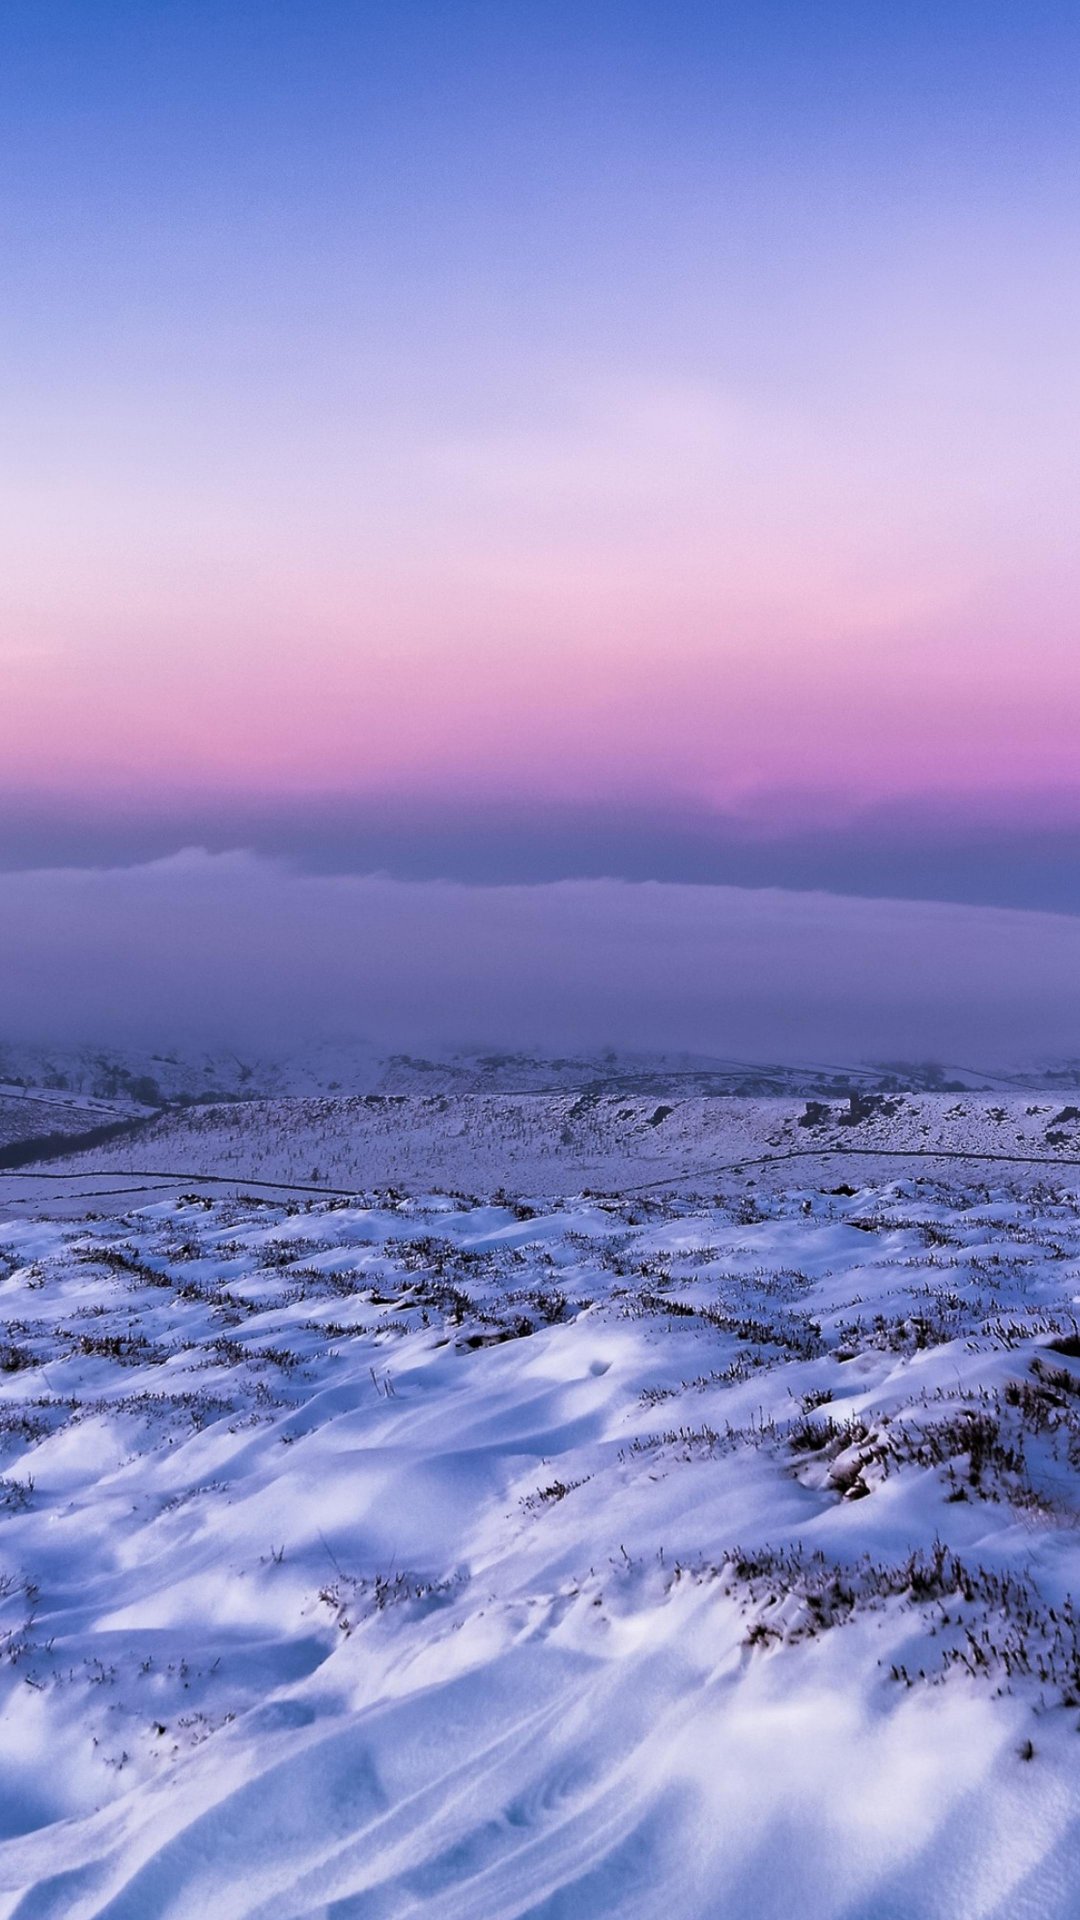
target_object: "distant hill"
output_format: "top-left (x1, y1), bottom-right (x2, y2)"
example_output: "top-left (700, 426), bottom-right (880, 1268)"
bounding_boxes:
top-left (4, 1038), bottom-right (1079, 1111)
top-left (16, 1086), bottom-right (1080, 1199)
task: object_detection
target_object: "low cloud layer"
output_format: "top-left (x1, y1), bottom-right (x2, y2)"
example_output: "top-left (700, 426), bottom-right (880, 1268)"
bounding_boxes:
top-left (8, 790), bottom-right (1080, 914)
top-left (4, 849), bottom-right (1080, 1064)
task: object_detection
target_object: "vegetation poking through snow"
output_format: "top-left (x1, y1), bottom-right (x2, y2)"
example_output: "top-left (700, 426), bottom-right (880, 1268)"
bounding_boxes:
top-left (3, 1159), bottom-right (1080, 1910)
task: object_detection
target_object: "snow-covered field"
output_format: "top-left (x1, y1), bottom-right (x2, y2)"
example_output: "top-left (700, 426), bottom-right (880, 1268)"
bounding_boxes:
top-left (4, 1039), bottom-right (1077, 1109)
top-left (3, 1159), bottom-right (1080, 1915)
top-left (23, 1089), bottom-right (1080, 1200)
top-left (0, 1091), bottom-right (136, 1158)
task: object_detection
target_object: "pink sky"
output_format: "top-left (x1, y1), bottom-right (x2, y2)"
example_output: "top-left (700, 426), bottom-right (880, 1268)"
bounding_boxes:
top-left (7, 366), bottom-right (1080, 810)
top-left (6, 7), bottom-right (1080, 827)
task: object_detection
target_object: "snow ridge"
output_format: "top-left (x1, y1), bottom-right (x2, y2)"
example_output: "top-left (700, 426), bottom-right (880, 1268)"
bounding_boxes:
top-left (1, 1172), bottom-right (1080, 1913)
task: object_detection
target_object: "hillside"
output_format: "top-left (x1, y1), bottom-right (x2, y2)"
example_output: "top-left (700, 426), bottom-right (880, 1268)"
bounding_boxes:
top-left (13, 1090), bottom-right (1080, 1202)
top-left (0, 1087), bottom-right (138, 1155)
top-left (1, 1170), bottom-right (1080, 1912)
top-left (5, 1039), bottom-right (1078, 1109)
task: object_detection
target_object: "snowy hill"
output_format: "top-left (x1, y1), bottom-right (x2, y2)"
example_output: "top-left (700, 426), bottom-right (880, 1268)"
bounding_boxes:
top-left (1, 1171), bottom-right (1080, 1912)
top-left (5, 1038), bottom-right (1079, 1109)
top-left (0, 1086), bottom-right (141, 1155)
top-left (6, 1081), bottom-right (1080, 1911)
top-left (17, 1088), bottom-right (1080, 1201)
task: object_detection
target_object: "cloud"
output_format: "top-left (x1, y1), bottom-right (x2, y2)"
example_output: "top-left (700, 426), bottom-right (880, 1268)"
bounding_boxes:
top-left (3, 850), bottom-right (1079, 1064)
top-left (8, 788), bottom-right (1080, 915)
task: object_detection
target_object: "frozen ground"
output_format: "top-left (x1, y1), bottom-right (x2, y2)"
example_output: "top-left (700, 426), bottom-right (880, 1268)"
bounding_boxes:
top-left (4, 1039), bottom-right (1078, 1108)
top-left (22, 1089), bottom-right (1080, 1201)
top-left (0, 1091), bottom-right (137, 1158)
top-left (2, 1160), bottom-right (1080, 1915)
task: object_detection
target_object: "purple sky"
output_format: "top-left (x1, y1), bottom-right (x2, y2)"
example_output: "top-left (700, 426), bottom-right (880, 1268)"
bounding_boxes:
top-left (4, 3), bottom-right (1080, 1055)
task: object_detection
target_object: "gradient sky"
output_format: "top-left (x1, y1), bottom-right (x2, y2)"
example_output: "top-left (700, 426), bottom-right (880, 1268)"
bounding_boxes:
top-left (4, 1), bottom-right (1080, 902)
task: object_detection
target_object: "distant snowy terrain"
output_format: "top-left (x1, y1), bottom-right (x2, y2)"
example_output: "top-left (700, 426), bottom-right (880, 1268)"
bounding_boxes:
top-left (16, 1088), bottom-right (1080, 1201)
top-left (2, 1153), bottom-right (1080, 1914)
top-left (0, 1088), bottom-right (139, 1157)
top-left (5, 1038), bottom-right (1079, 1109)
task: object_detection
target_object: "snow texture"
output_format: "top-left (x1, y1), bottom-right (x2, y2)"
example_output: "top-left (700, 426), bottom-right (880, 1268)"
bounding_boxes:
top-left (2, 1121), bottom-right (1080, 1913)
top-left (24, 1089), bottom-right (1080, 1199)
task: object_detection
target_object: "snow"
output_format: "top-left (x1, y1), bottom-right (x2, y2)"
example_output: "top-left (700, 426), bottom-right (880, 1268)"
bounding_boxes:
top-left (4, 1038), bottom-right (1078, 1109)
top-left (2, 1156), bottom-right (1080, 1914)
top-left (0, 1090), bottom-right (137, 1156)
top-left (23, 1088), bottom-right (1080, 1200)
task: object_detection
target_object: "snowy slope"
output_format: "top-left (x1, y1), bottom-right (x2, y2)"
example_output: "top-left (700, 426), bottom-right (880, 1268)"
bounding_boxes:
top-left (1, 1174), bottom-right (1080, 1914)
top-left (5, 1038), bottom-right (1079, 1108)
top-left (29, 1090), bottom-right (1080, 1199)
top-left (0, 1089), bottom-right (138, 1155)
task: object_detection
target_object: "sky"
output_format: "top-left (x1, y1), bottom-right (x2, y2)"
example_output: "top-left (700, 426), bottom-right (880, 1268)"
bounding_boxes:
top-left (3, 3), bottom-right (1080, 1055)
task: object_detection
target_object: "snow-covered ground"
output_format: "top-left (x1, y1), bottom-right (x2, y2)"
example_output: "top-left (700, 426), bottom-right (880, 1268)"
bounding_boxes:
top-left (0, 1090), bottom-right (139, 1157)
top-left (5, 1038), bottom-right (1078, 1108)
top-left (2, 1165), bottom-right (1080, 1915)
top-left (24, 1089), bottom-right (1080, 1200)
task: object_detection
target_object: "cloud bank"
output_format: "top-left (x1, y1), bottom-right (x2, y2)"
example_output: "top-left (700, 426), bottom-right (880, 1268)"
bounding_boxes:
top-left (4, 850), bottom-right (1080, 1065)
top-left (8, 788), bottom-right (1080, 915)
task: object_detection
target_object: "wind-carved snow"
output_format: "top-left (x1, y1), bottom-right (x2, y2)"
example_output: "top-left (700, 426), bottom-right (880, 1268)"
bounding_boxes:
top-left (1, 1175), bottom-right (1080, 1915)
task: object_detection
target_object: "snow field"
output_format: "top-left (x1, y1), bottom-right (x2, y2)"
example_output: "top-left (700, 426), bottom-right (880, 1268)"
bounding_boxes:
top-left (0, 1177), bottom-right (1079, 1914)
top-left (31, 1090), bottom-right (1080, 1199)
